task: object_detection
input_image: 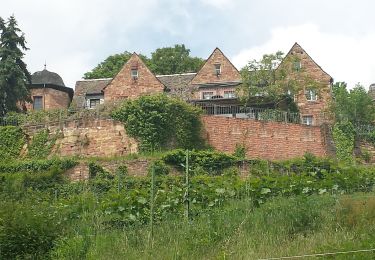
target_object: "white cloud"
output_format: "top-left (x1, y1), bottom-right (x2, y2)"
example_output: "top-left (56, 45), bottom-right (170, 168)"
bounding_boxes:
top-left (232, 23), bottom-right (375, 89)
top-left (200, 0), bottom-right (234, 9)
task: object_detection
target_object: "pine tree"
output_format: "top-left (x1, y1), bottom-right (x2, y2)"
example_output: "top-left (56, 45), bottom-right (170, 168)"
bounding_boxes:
top-left (0, 15), bottom-right (31, 116)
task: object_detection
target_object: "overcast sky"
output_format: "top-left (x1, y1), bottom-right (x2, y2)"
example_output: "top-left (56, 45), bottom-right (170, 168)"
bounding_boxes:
top-left (1, 0), bottom-right (375, 89)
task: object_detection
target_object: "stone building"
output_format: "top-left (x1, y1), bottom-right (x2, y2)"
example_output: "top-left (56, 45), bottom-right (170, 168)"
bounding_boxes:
top-left (26, 67), bottom-right (73, 111)
top-left (189, 47), bottom-right (241, 102)
top-left (278, 43), bottom-right (333, 125)
top-left (71, 44), bottom-right (333, 126)
top-left (369, 83), bottom-right (375, 101)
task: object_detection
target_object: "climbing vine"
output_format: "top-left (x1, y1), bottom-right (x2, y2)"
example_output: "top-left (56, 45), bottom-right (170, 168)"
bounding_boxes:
top-left (112, 94), bottom-right (204, 152)
top-left (332, 122), bottom-right (355, 163)
top-left (27, 130), bottom-right (59, 159)
top-left (0, 126), bottom-right (25, 160)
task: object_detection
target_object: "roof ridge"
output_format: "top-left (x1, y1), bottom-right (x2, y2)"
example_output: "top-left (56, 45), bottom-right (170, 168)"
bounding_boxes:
top-left (77, 78), bottom-right (113, 82)
top-left (156, 72), bottom-right (197, 77)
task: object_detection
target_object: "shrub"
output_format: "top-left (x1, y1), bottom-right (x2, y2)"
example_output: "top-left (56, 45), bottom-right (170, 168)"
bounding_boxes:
top-left (27, 129), bottom-right (59, 159)
top-left (162, 149), bottom-right (239, 175)
top-left (111, 94), bottom-right (204, 152)
top-left (0, 201), bottom-right (65, 259)
top-left (0, 126), bottom-right (25, 160)
top-left (148, 160), bottom-right (170, 176)
top-left (0, 158), bottom-right (77, 173)
top-left (333, 122), bottom-right (355, 163)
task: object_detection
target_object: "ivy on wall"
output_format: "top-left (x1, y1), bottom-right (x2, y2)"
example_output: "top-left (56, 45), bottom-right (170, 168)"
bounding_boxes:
top-left (0, 126), bottom-right (25, 160)
top-left (27, 130), bottom-right (59, 159)
top-left (332, 122), bottom-right (355, 163)
top-left (112, 94), bottom-right (204, 152)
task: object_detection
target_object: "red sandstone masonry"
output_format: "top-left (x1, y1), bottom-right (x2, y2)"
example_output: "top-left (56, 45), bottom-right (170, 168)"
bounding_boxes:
top-left (202, 115), bottom-right (327, 160)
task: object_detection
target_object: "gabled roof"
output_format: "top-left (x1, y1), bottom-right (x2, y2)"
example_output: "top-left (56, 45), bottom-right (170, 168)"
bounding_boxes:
top-left (190, 47), bottom-right (241, 85)
top-left (103, 52), bottom-right (165, 91)
top-left (280, 42), bottom-right (333, 81)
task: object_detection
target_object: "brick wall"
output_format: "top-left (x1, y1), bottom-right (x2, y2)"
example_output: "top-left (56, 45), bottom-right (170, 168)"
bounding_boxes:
top-left (23, 118), bottom-right (138, 157)
top-left (202, 115), bottom-right (328, 160)
top-left (25, 88), bottom-right (71, 110)
top-left (104, 53), bottom-right (164, 102)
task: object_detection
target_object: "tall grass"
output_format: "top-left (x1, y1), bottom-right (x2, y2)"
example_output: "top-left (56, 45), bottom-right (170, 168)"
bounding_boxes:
top-left (51, 194), bottom-right (375, 260)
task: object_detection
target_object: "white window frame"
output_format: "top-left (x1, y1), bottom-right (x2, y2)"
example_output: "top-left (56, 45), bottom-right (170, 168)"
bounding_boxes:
top-left (131, 69), bottom-right (138, 79)
top-left (293, 61), bottom-right (301, 71)
top-left (214, 64), bottom-right (221, 75)
top-left (202, 91), bottom-right (214, 100)
top-left (224, 90), bottom-right (236, 98)
top-left (302, 115), bottom-right (313, 126)
top-left (305, 89), bottom-right (318, 101)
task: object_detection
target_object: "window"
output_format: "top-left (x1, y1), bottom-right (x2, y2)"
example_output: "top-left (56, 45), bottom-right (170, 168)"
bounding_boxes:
top-left (302, 116), bottom-right (313, 126)
top-left (214, 64), bottom-right (221, 75)
top-left (202, 92), bottom-right (214, 100)
top-left (89, 99), bottom-right (101, 109)
top-left (224, 91), bottom-right (236, 98)
top-left (131, 69), bottom-right (138, 79)
top-left (293, 61), bottom-right (301, 71)
top-left (305, 89), bottom-right (318, 101)
top-left (33, 96), bottom-right (43, 110)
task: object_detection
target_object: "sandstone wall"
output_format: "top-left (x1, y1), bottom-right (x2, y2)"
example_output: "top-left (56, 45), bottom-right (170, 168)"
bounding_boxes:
top-left (23, 118), bottom-right (138, 157)
top-left (202, 115), bottom-right (328, 160)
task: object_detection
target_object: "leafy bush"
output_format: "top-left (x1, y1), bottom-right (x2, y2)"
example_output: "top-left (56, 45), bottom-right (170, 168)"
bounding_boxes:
top-left (111, 94), bottom-right (204, 152)
top-left (0, 158), bottom-right (77, 173)
top-left (148, 160), bottom-right (170, 176)
top-left (333, 122), bottom-right (355, 163)
top-left (27, 129), bottom-right (59, 159)
top-left (0, 200), bottom-right (66, 259)
top-left (162, 149), bottom-right (239, 175)
top-left (0, 126), bottom-right (25, 160)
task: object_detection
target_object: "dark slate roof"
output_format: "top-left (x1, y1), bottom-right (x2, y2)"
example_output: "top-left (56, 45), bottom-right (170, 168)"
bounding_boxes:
top-left (74, 78), bottom-right (111, 95)
top-left (156, 73), bottom-right (196, 91)
top-left (71, 78), bottom-right (110, 108)
top-left (31, 69), bottom-right (65, 87)
top-left (156, 73), bottom-right (196, 100)
top-left (196, 81), bottom-right (241, 88)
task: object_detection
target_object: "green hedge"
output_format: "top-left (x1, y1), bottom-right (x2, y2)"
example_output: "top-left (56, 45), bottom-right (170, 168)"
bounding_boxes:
top-left (0, 126), bottom-right (25, 160)
top-left (0, 158), bottom-right (78, 174)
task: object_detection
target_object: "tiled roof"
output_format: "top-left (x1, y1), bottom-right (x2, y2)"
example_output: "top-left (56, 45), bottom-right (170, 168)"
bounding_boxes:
top-left (156, 73), bottom-right (196, 99)
top-left (74, 78), bottom-right (112, 95)
top-left (32, 69), bottom-right (65, 87)
top-left (72, 78), bottom-right (111, 108)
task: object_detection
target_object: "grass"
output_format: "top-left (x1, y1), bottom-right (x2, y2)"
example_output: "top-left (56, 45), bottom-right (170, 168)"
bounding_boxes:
top-left (51, 193), bottom-right (375, 260)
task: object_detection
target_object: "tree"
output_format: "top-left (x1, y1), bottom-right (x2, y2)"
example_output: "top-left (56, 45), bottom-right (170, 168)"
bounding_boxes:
top-left (148, 44), bottom-right (204, 75)
top-left (239, 52), bottom-right (323, 111)
top-left (83, 51), bottom-right (150, 79)
top-left (0, 15), bottom-right (31, 116)
top-left (83, 44), bottom-right (204, 79)
top-left (330, 82), bottom-right (375, 125)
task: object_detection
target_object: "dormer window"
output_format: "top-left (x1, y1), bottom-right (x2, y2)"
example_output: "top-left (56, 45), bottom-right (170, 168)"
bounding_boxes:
top-left (131, 69), bottom-right (138, 80)
top-left (214, 64), bottom-right (221, 75)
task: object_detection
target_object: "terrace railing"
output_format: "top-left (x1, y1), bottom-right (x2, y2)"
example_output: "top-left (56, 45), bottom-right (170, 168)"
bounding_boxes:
top-left (195, 102), bottom-right (327, 126)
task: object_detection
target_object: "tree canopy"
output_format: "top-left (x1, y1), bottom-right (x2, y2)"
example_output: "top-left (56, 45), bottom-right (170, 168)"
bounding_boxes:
top-left (238, 51), bottom-right (323, 111)
top-left (330, 82), bottom-right (375, 125)
top-left (83, 44), bottom-right (204, 79)
top-left (0, 15), bottom-right (31, 116)
top-left (148, 44), bottom-right (204, 75)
